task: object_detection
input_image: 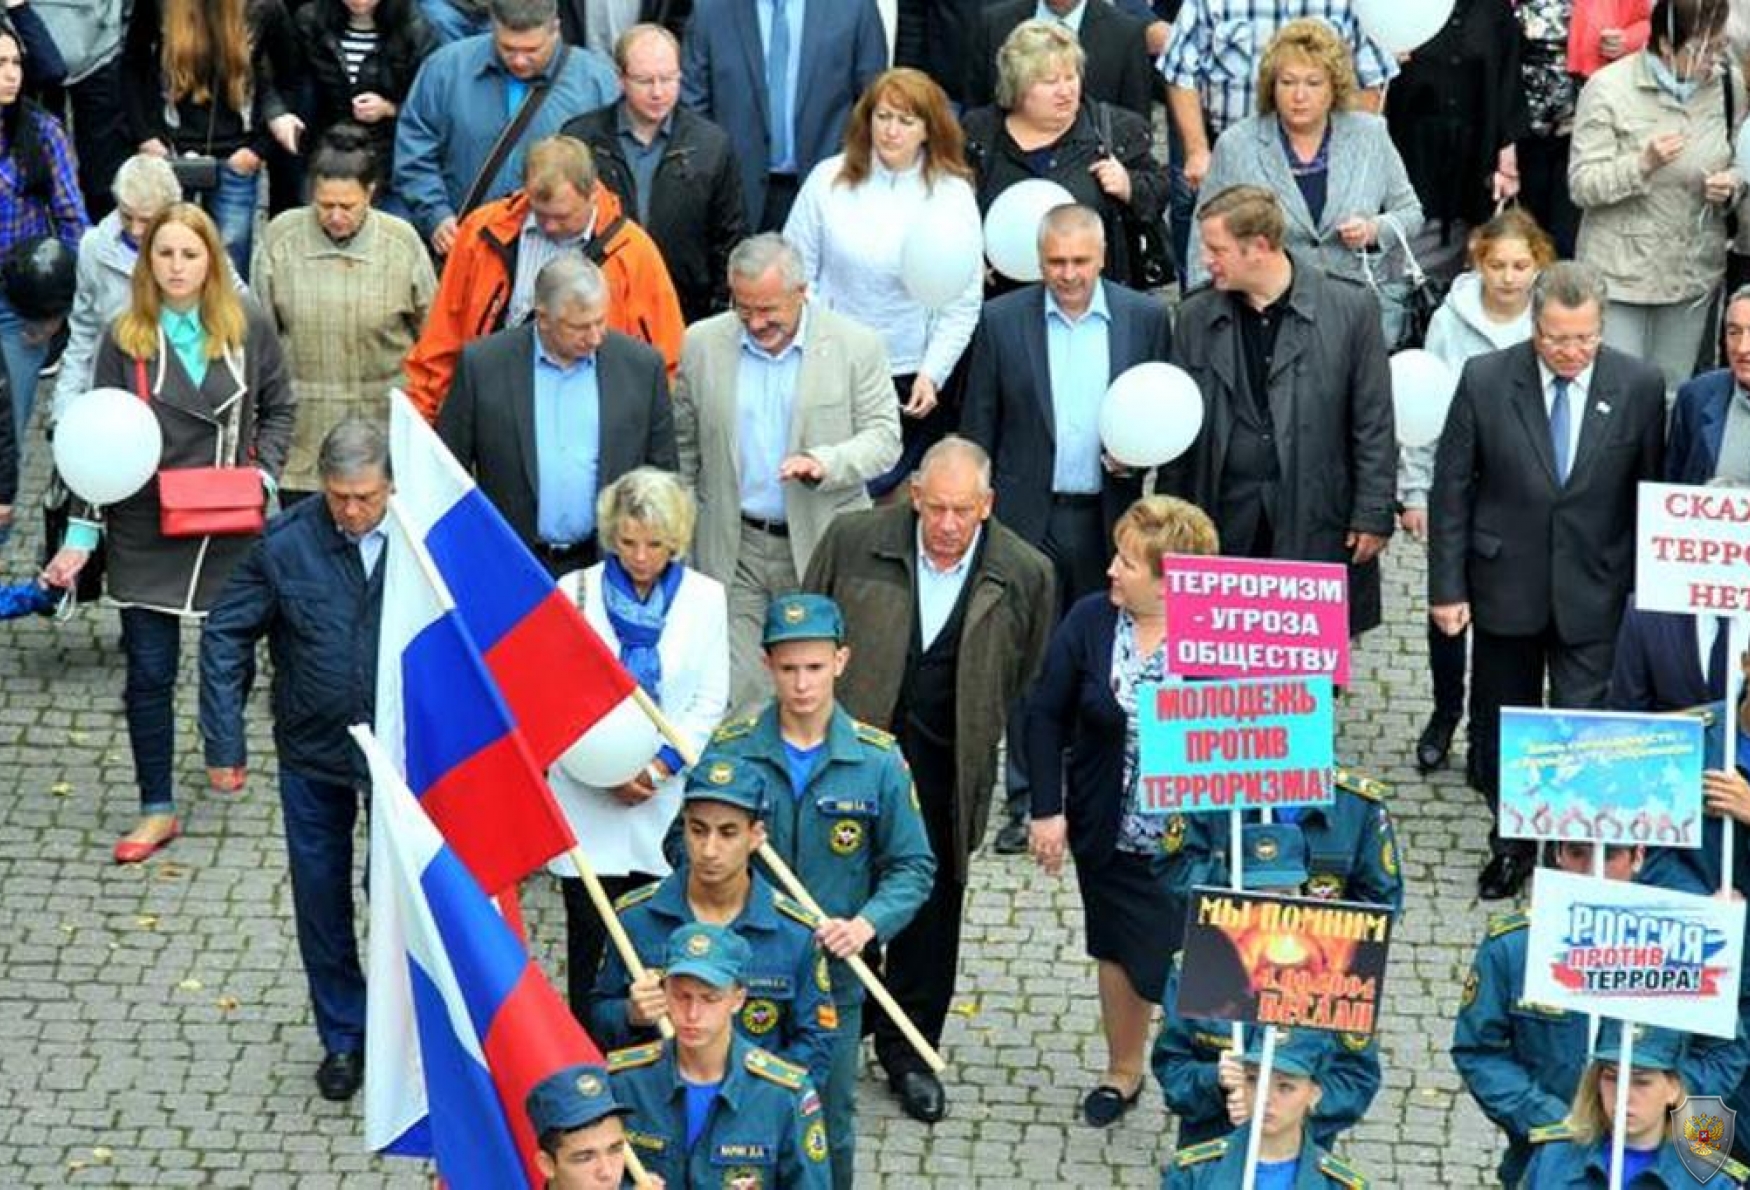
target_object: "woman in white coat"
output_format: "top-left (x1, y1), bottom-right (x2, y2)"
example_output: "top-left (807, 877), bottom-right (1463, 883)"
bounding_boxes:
top-left (547, 467), bottom-right (729, 1016)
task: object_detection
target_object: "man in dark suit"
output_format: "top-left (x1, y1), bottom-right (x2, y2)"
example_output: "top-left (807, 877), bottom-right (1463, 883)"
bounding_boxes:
top-left (966, 0), bottom-right (1155, 118)
top-left (437, 254), bottom-right (679, 576)
top-left (679, 0), bottom-right (887, 232)
top-left (804, 436), bottom-right (1055, 1124)
top-left (1669, 286), bottom-right (1750, 486)
top-left (961, 202), bottom-right (1171, 852)
top-left (1429, 260), bottom-right (1666, 900)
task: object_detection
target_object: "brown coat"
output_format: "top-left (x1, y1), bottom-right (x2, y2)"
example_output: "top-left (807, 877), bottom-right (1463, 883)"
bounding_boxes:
top-left (803, 505), bottom-right (1054, 883)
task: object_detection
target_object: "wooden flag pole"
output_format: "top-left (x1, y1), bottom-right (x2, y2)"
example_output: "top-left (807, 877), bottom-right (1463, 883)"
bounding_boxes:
top-left (623, 1144), bottom-right (655, 1187)
top-left (566, 845), bottom-right (673, 1041)
top-left (624, 686), bottom-right (947, 1073)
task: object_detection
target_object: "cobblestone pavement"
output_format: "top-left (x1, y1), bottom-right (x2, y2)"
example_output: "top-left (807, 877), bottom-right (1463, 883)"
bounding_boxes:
top-left (0, 431), bottom-right (1506, 1187)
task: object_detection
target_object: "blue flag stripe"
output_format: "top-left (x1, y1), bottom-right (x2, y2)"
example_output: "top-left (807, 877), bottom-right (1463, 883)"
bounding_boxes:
top-left (405, 958), bottom-right (524, 1187)
top-left (417, 842), bottom-right (529, 1040)
top-left (423, 489), bottom-right (553, 653)
top-left (401, 611), bottom-right (515, 797)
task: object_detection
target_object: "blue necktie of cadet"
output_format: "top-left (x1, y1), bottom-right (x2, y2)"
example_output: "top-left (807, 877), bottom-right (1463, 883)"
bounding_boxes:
top-left (766, 0), bottom-right (790, 168)
top-left (1549, 376), bottom-right (1572, 484)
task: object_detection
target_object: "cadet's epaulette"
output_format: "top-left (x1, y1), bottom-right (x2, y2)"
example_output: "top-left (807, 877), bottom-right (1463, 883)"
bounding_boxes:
top-left (853, 721), bottom-right (895, 750)
top-left (1318, 1153), bottom-right (1368, 1189)
top-left (1527, 1121), bottom-right (1576, 1145)
top-left (613, 883), bottom-right (659, 913)
top-left (772, 892), bottom-right (821, 930)
top-left (711, 717), bottom-right (758, 743)
top-left (1172, 1139), bottom-right (1229, 1169)
top-left (607, 1041), bottom-right (664, 1073)
top-left (1723, 1156), bottom-right (1750, 1184)
top-left (1487, 911), bottom-right (1530, 938)
top-left (1334, 767), bottom-right (1389, 802)
top-left (744, 1047), bottom-right (807, 1090)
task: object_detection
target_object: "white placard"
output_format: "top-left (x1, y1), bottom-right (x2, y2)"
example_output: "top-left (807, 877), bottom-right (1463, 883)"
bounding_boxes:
top-left (1634, 482), bottom-right (1750, 615)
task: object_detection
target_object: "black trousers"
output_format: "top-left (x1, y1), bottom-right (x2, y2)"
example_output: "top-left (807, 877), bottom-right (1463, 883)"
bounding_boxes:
top-left (1428, 619), bottom-right (1468, 721)
top-left (41, 58), bottom-right (129, 223)
top-left (1518, 133), bottom-right (1580, 260)
top-left (1468, 622), bottom-right (1613, 856)
top-left (560, 871), bottom-right (658, 1021)
top-left (760, 173), bottom-right (801, 233)
top-left (873, 727), bottom-right (964, 1076)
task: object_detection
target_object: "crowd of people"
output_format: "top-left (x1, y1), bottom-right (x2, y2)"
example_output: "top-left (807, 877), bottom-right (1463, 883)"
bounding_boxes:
top-left (18, 0), bottom-right (1750, 1185)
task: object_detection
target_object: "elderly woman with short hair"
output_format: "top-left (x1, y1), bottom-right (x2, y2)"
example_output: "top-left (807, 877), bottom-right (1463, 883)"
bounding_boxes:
top-left (545, 466), bottom-right (729, 1017)
top-left (960, 20), bottom-right (1168, 291)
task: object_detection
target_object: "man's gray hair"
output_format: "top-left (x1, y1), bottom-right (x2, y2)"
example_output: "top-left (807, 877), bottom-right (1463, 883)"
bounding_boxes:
top-left (913, 435), bottom-right (992, 492)
top-left (318, 417), bottom-right (391, 482)
top-left (112, 155), bottom-right (182, 212)
top-left (535, 253), bottom-right (609, 314)
top-left (1728, 283), bottom-right (1750, 310)
top-left (490, 0), bottom-right (557, 30)
top-left (727, 233), bottom-right (806, 290)
top-left (1532, 261), bottom-right (1610, 320)
top-left (1037, 203), bottom-right (1105, 251)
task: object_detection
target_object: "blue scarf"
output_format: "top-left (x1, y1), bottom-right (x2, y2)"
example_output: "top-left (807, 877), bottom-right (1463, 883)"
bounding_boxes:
top-left (601, 556), bottom-right (683, 699)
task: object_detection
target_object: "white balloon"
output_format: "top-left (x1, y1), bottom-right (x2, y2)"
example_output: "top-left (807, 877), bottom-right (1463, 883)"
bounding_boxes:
top-left (1389, 349), bottom-right (1459, 449)
top-left (553, 696), bottom-right (662, 788)
top-left (901, 207), bottom-right (980, 308)
top-left (53, 386), bottom-right (163, 506)
top-left (1099, 362), bottom-right (1204, 468)
top-left (983, 179), bottom-right (1075, 282)
top-left (1353, 0), bottom-right (1455, 54)
top-left (1735, 119), bottom-right (1750, 183)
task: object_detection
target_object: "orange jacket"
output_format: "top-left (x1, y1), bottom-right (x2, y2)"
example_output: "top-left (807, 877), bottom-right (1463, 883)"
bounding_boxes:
top-left (402, 183), bottom-right (685, 423)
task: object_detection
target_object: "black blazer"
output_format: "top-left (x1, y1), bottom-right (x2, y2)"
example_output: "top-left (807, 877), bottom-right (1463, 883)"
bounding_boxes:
top-left (960, 279), bottom-right (1172, 547)
top-left (1428, 341), bottom-right (1665, 644)
top-left (966, 0), bottom-right (1154, 118)
top-left (435, 323), bottom-right (679, 552)
top-left (1025, 593), bottom-right (1126, 866)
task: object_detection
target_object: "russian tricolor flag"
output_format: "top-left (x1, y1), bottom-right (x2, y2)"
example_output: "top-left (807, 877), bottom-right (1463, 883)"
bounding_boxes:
top-left (354, 725), bottom-right (602, 1188)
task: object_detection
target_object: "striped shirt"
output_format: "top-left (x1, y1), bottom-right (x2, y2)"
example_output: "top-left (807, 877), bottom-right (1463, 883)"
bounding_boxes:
top-left (339, 25), bottom-right (378, 86)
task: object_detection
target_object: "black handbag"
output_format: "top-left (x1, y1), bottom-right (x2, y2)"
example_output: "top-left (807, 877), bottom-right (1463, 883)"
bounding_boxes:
top-left (1375, 213), bottom-right (1448, 352)
top-left (39, 467), bottom-right (104, 604)
top-left (169, 155), bottom-right (219, 194)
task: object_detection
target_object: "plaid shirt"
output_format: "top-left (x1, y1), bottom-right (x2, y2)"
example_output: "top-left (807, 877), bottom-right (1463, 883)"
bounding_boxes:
top-left (0, 107), bottom-right (87, 257)
top-left (1162, 0), bottom-right (1399, 138)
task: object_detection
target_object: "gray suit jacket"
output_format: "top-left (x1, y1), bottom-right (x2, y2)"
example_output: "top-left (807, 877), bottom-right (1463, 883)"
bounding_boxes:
top-left (1188, 111), bottom-right (1423, 288)
top-left (435, 323), bottom-right (678, 552)
top-left (674, 304), bottom-right (898, 583)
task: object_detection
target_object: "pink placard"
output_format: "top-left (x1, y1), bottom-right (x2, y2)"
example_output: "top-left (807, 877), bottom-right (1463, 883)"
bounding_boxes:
top-left (1163, 555), bottom-right (1351, 685)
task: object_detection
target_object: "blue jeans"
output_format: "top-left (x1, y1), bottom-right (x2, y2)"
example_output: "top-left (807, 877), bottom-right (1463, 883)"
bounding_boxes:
top-left (1167, 119), bottom-right (1196, 290)
top-left (417, 0), bottom-right (489, 44)
top-left (120, 607), bottom-right (183, 815)
top-left (280, 770), bottom-right (369, 1054)
top-left (0, 290), bottom-right (50, 455)
top-left (207, 164), bottom-right (260, 283)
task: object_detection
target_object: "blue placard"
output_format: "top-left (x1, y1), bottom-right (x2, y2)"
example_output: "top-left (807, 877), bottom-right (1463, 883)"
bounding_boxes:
top-left (1138, 675), bottom-right (1336, 814)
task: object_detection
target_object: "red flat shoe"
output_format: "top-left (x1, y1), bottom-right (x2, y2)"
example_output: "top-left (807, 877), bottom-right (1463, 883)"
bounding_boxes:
top-left (113, 816), bottom-right (180, 864)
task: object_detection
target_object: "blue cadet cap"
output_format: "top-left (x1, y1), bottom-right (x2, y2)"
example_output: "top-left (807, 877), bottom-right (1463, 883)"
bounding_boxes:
top-left (1241, 822), bottom-right (1309, 891)
top-left (526, 1062), bottom-right (630, 1135)
top-left (762, 593), bottom-right (845, 646)
top-left (1241, 1028), bottom-right (1330, 1081)
top-left (664, 922), bottom-right (752, 989)
top-left (1591, 1019), bottom-right (1685, 1071)
top-left (683, 757), bottom-right (767, 817)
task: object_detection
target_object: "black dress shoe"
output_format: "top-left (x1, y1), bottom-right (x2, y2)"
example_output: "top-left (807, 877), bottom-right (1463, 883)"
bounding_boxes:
top-left (316, 1050), bottom-right (364, 1101)
top-left (890, 1069), bottom-right (947, 1123)
top-left (1415, 713), bottom-right (1459, 774)
top-left (992, 817), bottom-right (1029, 855)
top-left (1478, 852), bottom-right (1531, 902)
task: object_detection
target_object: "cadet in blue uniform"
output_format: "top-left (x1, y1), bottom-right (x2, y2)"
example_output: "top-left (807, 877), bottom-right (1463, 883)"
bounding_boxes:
top-left (1453, 839), bottom-right (1749, 1188)
top-left (608, 923), bottom-right (831, 1190)
top-left (1165, 1028), bottom-right (1371, 1189)
top-left (525, 1061), bottom-right (641, 1190)
top-left (1161, 768), bottom-right (1404, 914)
top-left (1154, 824), bottom-right (1381, 1150)
top-left (1522, 1021), bottom-right (1750, 1188)
top-left (588, 758), bottom-right (838, 1092)
top-left (694, 593), bottom-right (935, 1190)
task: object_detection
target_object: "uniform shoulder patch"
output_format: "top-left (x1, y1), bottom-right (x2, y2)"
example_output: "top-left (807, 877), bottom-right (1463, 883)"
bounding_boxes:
top-left (1527, 1121), bottom-right (1576, 1145)
top-left (1720, 1155), bottom-right (1750, 1183)
top-left (744, 1046), bottom-right (806, 1090)
top-left (1487, 911), bottom-right (1530, 938)
top-left (1318, 1154), bottom-right (1368, 1188)
top-left (613, 883), bottom-right (660, 913)
top-left (1334, 767), bottom-right (1389, 802)
top-left (853, 721), bottom-right (895, 750)
top-left (607, 1041), bottom-right (663, 1073)
top-left (772, 892), bottom-right (821, 930)
top-left (711, 717), bottom-right (758, 743)
top-left (1173, 1139), bottom-right (1228, 1168)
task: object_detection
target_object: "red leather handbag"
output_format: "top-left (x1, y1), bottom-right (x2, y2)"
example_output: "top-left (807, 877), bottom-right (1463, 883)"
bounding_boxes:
top-left (133, 356), bottom-right (266, 539)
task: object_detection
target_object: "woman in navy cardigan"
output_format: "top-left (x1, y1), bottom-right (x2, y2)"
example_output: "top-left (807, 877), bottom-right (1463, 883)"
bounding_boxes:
top-left (1025, 494), bottom-right (1220, 1129)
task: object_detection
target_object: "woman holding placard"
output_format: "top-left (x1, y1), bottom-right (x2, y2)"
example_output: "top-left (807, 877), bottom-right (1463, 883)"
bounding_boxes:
top-left (1025, 495), bottom-right (1217, 1129)
top-left (784, 68), bottom-right (982, 498)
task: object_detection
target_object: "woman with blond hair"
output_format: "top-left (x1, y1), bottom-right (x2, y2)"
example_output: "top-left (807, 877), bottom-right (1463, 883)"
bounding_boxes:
top-left (785, 67), bottom-right (983, 496)
top-left (43, 203), bottom-right (294, 863)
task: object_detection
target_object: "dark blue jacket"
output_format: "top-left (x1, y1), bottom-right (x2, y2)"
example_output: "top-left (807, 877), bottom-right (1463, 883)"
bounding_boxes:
top-left (1666, 368), bottom-right (1735, 487)
top-left (199, 498), bottom-right (384, 786)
